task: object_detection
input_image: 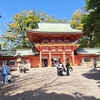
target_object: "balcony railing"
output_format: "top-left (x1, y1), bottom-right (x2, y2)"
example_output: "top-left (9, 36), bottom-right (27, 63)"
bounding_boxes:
top-left (35, 43), bottom-right (80, 47)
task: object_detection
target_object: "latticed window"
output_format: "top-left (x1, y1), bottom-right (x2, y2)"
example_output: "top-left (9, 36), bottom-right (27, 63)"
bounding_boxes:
top-left (58, 47), bottom-right (62, 51)
top-left (84, 58), bottom-right (90, 62)
top-left (94, 58), bottom-right (100, 62)
top-left (51, 47), bottom-right (56, 51)
top-left (8, 60), bottom-right (16, 65)
top-left (94, 58), bottom-right (97, 61)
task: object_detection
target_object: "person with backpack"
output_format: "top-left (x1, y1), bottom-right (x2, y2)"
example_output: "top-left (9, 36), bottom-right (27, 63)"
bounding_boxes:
top-left (2, 62), bottom-right (10, 84)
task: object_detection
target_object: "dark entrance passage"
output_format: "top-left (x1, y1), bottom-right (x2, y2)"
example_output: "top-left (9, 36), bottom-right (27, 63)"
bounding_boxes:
top-left (51, 58), bottom-right (60, 67)
top-left (42, 59), bottom-right (48, 67)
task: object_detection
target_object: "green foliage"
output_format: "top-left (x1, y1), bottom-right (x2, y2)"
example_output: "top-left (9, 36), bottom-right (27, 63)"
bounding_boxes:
top-left (70, 9), bottom-right (89, 47)
top-left (81, 0), bottom-right (100, 48)
top-left (70, 9), bottom-right (84, 30)
top-left (2, 10), bottom-right (67, 49)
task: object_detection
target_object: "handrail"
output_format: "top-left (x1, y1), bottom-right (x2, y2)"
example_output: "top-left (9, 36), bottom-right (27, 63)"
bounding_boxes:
top-left (35, 43), bottom-right (80, 47)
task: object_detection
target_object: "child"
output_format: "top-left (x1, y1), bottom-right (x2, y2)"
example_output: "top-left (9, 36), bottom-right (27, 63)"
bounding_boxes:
top-left (8, 73), bottom-right (12, 83)
top-left (69, 62), bottom-right (73, 71)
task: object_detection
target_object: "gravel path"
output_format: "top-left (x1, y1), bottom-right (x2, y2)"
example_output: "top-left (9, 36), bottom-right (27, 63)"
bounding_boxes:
top-left (0, 67), bottom-right (100, 100)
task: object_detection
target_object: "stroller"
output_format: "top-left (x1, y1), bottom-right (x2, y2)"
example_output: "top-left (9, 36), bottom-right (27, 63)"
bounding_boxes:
top-left (57, 64), bottom-right (65, 76)
top-left (8, 73), bottom-right (12, 83)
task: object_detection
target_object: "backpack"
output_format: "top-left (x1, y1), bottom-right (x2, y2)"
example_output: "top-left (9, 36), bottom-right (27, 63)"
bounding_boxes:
top-left (2, 65), bottom-right (9, 75)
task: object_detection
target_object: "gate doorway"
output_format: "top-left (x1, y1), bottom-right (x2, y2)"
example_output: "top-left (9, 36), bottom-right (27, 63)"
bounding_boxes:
top-left (42, 59), bottom-right (48, 67)
top-left (51, 57), bottom-right (60, 67)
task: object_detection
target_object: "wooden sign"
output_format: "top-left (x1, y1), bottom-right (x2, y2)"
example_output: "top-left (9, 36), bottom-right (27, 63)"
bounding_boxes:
top-left (16, 57), bottom-right (21, 62)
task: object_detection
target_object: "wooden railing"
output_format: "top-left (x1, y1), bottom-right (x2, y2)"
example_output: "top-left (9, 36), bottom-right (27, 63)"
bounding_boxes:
top-left (35, 43), bottom-right (80, 47)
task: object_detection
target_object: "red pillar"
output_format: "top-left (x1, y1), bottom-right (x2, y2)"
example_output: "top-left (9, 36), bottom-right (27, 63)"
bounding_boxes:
top-left (48, 46), bottom-right (51, 67)
top-left (63, 46), bottom-right (66, 65)
top-left (39, 47), bottom-right (42, 68)
top-left (72, 51), bottom-right (74, 66)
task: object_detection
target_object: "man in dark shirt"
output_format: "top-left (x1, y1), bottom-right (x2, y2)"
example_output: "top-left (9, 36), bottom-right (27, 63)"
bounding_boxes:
top-left (65, 59), bottom-right (70, 76)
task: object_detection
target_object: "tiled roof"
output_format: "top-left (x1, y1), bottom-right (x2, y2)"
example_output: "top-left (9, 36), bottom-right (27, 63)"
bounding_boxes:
top-left (28, 22), bottom-right (82, 33)
top-left (15, 49), bottom-right (35, 56)
top-left (0, 49), bottom-right (35, 56)
top-left (75, 48), bottom-right (100, 55)
top-left (0, 50), bottom-right (16, 56)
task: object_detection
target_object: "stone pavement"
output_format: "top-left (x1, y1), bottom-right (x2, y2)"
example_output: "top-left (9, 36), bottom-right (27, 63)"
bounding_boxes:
top-left (0, 67), bottom-right (100, 100)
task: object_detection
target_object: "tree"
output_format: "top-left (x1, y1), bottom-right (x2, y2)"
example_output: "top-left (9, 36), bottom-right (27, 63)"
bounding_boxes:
top-left (70, 9), bottom-right (84, 30)
top-left (81, 0), bottom-right (100, 48)
top-left (70, 9), bottom-right (90, 47)
top-left (2, 10), bottom-right (67, 49)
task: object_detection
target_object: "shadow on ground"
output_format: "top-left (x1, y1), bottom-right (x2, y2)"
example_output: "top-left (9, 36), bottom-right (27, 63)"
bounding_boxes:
top-left (0, 87), bottom-right (100, 100)
top-left (0, 75), bottom-right (100, 100)
top-left (82, 68), bottom-right (100, 89)
top-left (0, 69), bottom-right (100, 100)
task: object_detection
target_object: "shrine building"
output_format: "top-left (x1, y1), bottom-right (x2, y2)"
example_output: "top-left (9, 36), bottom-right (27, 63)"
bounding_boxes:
top-left (27, 22), bottom-right (83, 67)
top-left (0, 22), bottom-right (100, 71)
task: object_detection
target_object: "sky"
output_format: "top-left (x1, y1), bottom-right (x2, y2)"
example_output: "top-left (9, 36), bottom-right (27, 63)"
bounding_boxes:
top-left (0, 0), bottom-right (85, 35)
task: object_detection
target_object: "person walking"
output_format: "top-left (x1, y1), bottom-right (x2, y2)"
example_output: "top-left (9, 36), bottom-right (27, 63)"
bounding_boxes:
top-left (93, 60), bottom-right (97, 69)
top-left (65, 59), bottom-right (70, 76)
top-left (2, 62), bottom-right (10, 84)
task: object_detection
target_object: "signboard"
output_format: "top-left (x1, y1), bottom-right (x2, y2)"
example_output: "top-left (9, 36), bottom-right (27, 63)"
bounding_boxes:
top-left (16, 57), bottom-right (21, 62)
top-left (53, 58), bottom-right (59, 61)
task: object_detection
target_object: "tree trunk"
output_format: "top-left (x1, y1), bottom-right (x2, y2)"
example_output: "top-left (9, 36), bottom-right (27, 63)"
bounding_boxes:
top-left (89, 36), bottom-right (93, 48)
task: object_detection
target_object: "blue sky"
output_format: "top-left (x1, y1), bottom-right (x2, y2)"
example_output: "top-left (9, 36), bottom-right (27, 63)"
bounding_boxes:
top-left (0, 0), bottom-right (85, 35)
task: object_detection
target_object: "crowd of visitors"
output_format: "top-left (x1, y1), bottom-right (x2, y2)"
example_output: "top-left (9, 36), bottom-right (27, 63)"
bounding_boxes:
top-left (1, 61), bottom-right (30, 85)
top-left (0, 57), bottom-right (76, 85)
